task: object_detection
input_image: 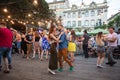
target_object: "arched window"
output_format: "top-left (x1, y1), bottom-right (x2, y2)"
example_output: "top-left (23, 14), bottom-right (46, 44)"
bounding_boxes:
top-left (72, 12), bottom-right (76, 18)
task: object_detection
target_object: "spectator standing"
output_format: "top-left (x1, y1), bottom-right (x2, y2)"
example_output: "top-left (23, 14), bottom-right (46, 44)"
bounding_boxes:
top-left (25, 31), bottom-right (33, 59)
top-left (41, 30), bottom-right (50, 60)
top-left (117, 28), bottom-right (120, 54)
top-left (32, 31), bottom-right (41, 59)
top-left (21, 32), bottom-right (27, 58)
top-left (82, 30), bottom-right (90, 58)
top-left (15, 31), bottom-right (22, 54)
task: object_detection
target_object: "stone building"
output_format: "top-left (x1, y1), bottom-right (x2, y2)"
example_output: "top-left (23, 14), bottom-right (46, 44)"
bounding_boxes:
top-left (48, 0), bottom-right (108, 29)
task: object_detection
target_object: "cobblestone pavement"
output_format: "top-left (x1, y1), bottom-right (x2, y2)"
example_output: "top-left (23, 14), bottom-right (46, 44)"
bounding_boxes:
top-left (0, 54), bottom-right (120, 80)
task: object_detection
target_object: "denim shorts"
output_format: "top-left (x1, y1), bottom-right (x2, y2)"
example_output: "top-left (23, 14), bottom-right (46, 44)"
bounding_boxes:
top-left (17, 42), bottom-right (21, 49)
top-left (0, 47), bottom-right (10, 58)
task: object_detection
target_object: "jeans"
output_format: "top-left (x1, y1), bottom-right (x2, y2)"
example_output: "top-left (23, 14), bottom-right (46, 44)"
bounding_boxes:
top-left (8, 48), bottom-right (12, 65)
top-left (83, 44), bottom-right (89, 58)
top-left (0, 53), bottom-right (2, 66)
top-left (118, 45), bottom-right (120, 54)
top-left (107, 46), bottom-right (116, 62)
top-left (0, 47), bottom-right (11, 66)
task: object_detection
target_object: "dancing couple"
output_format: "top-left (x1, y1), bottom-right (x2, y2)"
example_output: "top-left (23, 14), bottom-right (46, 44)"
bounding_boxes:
top-left (48, 24), bottom-right (74, 74)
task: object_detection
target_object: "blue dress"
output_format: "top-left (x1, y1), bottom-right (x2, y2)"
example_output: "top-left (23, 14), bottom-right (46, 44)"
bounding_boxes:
top-left (42, 37), bottom-right (50, 51)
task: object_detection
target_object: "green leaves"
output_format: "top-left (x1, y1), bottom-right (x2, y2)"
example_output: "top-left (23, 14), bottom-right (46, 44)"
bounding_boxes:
top-left (107, 15), bottom-right (120, 28)
top-left (0, 0), bottom-right (52, 21)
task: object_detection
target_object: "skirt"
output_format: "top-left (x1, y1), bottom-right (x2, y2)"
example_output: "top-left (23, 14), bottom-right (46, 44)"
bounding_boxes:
top-left (68, 42), bottom-right (76, 52)
top-left (49, 43), bottom-right (58, 70)
top-left (96, 46), bottom-right (105, 53)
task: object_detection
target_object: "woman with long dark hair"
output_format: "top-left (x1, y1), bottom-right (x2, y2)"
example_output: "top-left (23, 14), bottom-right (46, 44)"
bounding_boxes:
top-left (68, 30), bottom-right (76, 62)
top-left (48, 24), bottom-right (63, 74)
top-left (96, 32), bottom-right (105, 68)
top-left (21, 32), bottom-right (27, 58)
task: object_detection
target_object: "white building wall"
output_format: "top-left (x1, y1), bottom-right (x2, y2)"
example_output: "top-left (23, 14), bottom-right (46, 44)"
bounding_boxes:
top-left (48, 1), bottom-right (108, 29)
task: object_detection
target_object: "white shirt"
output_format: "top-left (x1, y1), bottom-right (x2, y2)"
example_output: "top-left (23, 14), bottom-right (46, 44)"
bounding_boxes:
top-left (107, 32), bottom-right (118, 47)
top-left (117, 34), bottom-right (120, 45)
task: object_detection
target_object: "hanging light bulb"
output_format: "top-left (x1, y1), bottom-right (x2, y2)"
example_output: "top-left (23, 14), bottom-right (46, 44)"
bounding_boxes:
top-left (3, 8), bottom-right (8, 13)
top-left (33, 0), bottom-right (38, 5)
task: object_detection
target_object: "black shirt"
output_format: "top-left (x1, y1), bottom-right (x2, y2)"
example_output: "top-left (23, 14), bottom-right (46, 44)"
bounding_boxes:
top-left (83, 34), bottom-right (90, 45)
top-left (26, 34), bottom-right (33, 42)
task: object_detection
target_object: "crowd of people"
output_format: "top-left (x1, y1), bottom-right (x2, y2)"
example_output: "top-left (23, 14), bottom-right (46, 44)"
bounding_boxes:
top-left (0, 22), bottom-right (120, 75)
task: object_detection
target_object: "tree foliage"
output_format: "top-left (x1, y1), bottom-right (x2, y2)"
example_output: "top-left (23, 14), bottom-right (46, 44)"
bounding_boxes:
top-left (107, 15), bottom-right (120, 28)
top-left (0, 0), bottom-right (52, 21)
top-left (95, 24), bottom-right (107, 29)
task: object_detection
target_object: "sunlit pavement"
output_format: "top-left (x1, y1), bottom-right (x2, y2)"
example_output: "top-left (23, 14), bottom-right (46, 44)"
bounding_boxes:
top-left (0, 54), bottom-right (120, 80)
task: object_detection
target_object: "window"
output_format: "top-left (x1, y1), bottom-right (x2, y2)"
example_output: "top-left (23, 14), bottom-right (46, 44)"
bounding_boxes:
top-left (91, 10), bottom-right (95, 16)
top-left (85, 11), bottom-right (89, 17)
top-left (97, 19), bottom-right (102, 26)
top-left (63, 13), bottom-right (66, 18)
top-left (84, 20), bottom-right (89, 26)
top-left (91, 20), bottom-right (95, 26)
top-left (97, 10), bottom-right (101, 15)
top-left (72, 21), bottom-right (76, 27)
top-left (78, 12), bottom-right (81, 18)
top-left (78, 21), bottom-right (81, 26)
top-left (72, 12), bottom-right (76, 18)
top-left (60, 4), bottom-right (64, 8)
top-left (67, 21), bottom-right (71, 27)
top-left (67, 13), bottom-right (71, 18)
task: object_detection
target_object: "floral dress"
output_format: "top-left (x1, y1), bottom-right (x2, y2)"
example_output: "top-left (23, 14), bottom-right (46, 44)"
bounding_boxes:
top-left (42, 36), bottom-right (50, 51)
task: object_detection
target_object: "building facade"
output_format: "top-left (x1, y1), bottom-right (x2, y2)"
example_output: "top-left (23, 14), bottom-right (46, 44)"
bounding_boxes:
top-left (48, 0), bottom-right (70, 19)
top-left (48, 0), bottom-right (108, 29)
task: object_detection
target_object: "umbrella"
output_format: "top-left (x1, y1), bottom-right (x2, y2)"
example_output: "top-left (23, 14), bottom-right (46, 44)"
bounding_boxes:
top-left (88, 28), bottom-right (108, 34)
top-left (75, 32), bottom-right (83, 36)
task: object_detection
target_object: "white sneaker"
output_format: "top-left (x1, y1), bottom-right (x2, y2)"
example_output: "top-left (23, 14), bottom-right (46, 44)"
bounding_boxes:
top-left (98, 65), bottom-right (103, 68)
top-left (48, 68), bottom-right (56, 75)
top-left (97, 64), bottom-right (99, 67)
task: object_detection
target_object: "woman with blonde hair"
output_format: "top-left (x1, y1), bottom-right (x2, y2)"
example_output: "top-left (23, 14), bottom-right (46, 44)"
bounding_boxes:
top-left (96, 32), bottom-right (105, 68)
top-left (32, 31), bottom-right (41, 59)
top-left (41, 30), bottom-right (50, 61)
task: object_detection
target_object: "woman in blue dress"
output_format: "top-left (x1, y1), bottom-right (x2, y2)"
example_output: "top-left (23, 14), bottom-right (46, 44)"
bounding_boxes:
top-left (41, 30), bottom-right (50, 61)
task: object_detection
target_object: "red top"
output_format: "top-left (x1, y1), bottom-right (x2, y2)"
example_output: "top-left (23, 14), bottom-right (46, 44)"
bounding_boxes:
top-left (0, 27), bottom-right (13, 48)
